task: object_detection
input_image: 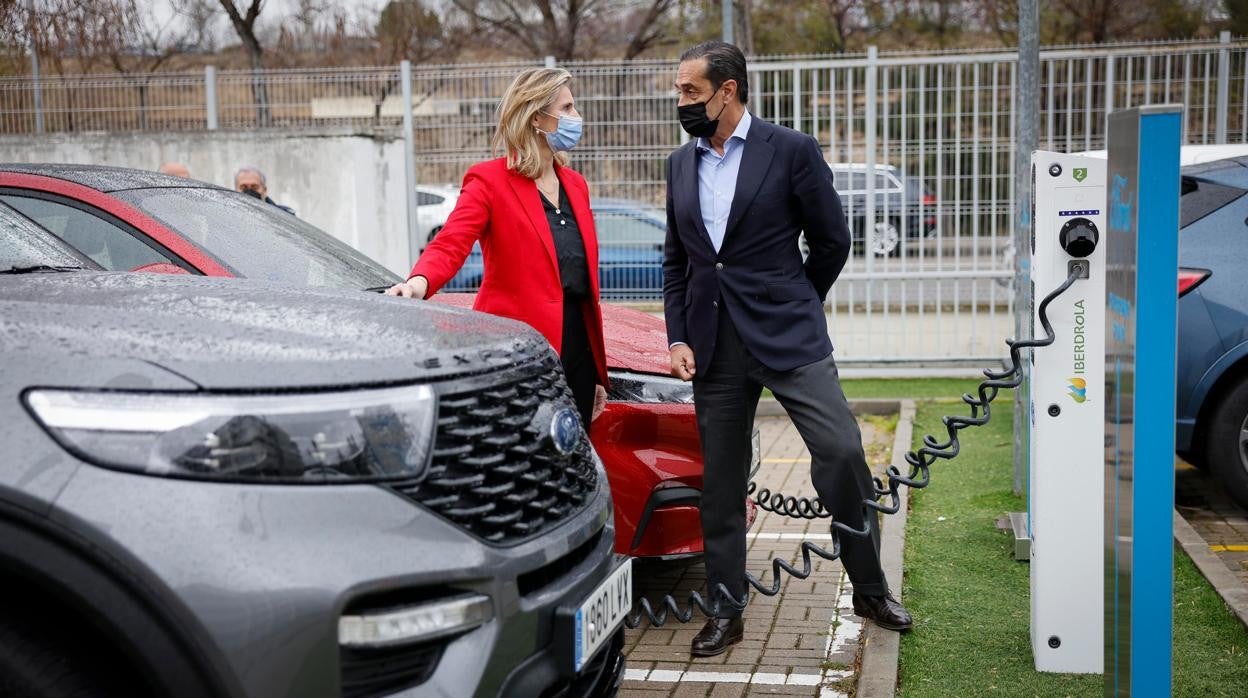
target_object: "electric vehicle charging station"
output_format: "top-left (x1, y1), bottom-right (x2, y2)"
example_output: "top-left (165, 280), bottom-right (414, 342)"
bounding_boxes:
top-left (1028, 151), bottom-right (1106, 674)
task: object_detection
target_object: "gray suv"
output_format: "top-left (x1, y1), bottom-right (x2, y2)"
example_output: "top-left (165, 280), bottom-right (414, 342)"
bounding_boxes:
top-left (0, 221), bottom-right (626, 696)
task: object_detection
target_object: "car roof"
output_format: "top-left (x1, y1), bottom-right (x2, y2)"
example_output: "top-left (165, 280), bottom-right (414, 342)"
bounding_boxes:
top-left (593, 198), bottom-right (663, 212)
top-left (0, 163), bottom-right (225, 193)
top-left (1180, 155), bottom-right (1248, 187)
top-left (827, 163), bottom-right (901, 172)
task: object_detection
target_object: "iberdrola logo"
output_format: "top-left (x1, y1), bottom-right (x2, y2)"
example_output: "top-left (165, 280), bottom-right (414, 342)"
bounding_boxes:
top-left (1068, 377), bottom-right (1087, 403)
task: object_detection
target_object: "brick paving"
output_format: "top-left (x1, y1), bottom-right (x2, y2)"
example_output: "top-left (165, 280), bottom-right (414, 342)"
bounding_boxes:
top-left (1175, 460), bottom-right (1248, 588)
top-left (621, 414), bottom-right (893, 697)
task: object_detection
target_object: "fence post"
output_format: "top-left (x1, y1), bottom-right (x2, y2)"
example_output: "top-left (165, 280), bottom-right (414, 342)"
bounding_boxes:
top-left (401, 60), bottom-right (419, 265)
top-left (864, 45), bottom-right (878, 273)
top-left (545, 56), bottom-right (556, 68)
top-left (1014, 0), bottom-right (1040, 497)
top-left (1217, 30), bottom-right (1230, 145)
top-left (205, 66), bottom-right (218, 130)
top-left (792, 67), bottom-right (802, 133)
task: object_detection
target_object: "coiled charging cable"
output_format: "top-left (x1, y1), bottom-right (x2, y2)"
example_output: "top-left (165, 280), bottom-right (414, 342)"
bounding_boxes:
top-left (626, 265), bottom-right (1083, 627)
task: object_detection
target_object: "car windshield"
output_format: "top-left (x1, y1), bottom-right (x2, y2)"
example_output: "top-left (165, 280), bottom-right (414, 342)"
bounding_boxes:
top-left (0, 204), bottom-right (95, 271)
top-left (111, 187), bottom-right (401, 289)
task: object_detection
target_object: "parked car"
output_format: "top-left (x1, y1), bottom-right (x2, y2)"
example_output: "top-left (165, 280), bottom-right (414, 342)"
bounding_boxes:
top-left (417, 184), bottom-right (461, 247)
top-left (1173, 155), bottom-right (1248, 508)
top-left (443, 198), bottom-right (667, 300)
top-left (0, 218), bottom-right (627, 696)
top-left (432, 293), bottom-right (760, 558)
top-left (0, 164), bottom-right (754, 558)
top-left (827, 163), bottom-right (938, 256)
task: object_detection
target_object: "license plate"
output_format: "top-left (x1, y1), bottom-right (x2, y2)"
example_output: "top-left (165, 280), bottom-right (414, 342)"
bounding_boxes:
top-left (573, 557), bottom-right (632, 672)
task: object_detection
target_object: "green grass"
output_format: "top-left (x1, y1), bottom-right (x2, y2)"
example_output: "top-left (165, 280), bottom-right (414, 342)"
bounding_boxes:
top-left (898, 400), bottom-right (1248, 697)
top-left (841, 377), bottom-right (988, 401)
top-left (763, 377), bottom-right (987, 403)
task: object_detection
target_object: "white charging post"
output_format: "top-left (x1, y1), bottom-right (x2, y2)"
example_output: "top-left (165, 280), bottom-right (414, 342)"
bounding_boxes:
top-left (1027, 151), bottom-right (1106, 674)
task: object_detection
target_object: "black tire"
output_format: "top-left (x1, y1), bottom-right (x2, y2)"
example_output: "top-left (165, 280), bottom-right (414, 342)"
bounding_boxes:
top-left (1207, 376), bottom-right (1248, 509)
top-left (426, 226), bottom-right (442, 244)
top-left (0, 607), bottom-right (124, 698)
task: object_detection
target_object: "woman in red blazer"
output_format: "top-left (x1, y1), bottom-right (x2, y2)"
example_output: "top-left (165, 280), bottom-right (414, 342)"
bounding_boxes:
top-left (386, 68), bottom-right (608, 429)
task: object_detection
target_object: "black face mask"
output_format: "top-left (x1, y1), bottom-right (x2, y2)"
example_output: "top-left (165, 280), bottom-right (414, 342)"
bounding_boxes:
top-left (678, 90), bottom-right (728, 138)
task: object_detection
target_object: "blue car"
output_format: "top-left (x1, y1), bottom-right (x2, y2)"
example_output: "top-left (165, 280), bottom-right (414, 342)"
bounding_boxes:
top-left (444, 198), bottom-right (665, 300)
top-left (1176, 155), bottom-right (1248, 508)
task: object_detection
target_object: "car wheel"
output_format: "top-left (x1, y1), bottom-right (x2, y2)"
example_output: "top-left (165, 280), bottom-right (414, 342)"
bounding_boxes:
top-left (426, 226), bottom-right (443, 244)
top-left (1207, 375), bottom-right (1248, 509)
top-left (0, 607), bottom-right (124, 698)
top-left (869, 219), bottom-right (901, 257)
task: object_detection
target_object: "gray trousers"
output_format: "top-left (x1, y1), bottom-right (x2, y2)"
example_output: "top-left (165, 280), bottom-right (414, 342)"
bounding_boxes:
top-left (692, 310), bottom-right (887, 617)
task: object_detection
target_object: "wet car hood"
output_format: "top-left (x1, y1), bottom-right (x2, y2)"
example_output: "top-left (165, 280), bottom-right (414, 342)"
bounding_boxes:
top-left (0, 273), bottom-right (554, 391)
top-left (431, 293), bottom-right (671, 375)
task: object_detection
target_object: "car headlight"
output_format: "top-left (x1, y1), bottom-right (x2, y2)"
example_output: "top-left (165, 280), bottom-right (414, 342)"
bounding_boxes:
top-left (606, 371), bottom-right (693, 404)
top-left (24, 385), bottom-right (436, 483)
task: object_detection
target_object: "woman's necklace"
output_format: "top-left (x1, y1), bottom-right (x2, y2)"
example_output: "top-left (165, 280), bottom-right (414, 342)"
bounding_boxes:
top-left (536, 174), bottom-right (559, 207)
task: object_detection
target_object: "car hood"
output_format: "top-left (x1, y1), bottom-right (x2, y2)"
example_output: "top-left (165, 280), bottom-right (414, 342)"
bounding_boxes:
top-left (0, 273), bottom-right (554, 391)
top-left (431, 293), bottom-right (672, 375)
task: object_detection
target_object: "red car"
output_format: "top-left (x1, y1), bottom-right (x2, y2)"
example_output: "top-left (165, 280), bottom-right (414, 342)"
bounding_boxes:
top-left (0, 164), bottom-right (756, 558)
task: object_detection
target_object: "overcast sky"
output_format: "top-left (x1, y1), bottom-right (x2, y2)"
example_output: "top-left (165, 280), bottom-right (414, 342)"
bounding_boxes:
top-left (145, 0), bottom-right (400, 45)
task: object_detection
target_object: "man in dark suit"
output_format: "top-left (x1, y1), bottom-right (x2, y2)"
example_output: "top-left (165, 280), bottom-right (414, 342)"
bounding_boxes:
top-left (663, 41), bottom-right (913, 658)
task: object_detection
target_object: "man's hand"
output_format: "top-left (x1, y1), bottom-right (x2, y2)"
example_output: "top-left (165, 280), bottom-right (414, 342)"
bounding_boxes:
top-left (670, 344), bottom-right (696, 381)
top-left (385, 277), bottom-right (429, 299)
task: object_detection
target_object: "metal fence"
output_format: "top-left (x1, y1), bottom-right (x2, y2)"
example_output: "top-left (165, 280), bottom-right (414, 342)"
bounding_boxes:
top-left (4, 36), bottom-right (1246, 361)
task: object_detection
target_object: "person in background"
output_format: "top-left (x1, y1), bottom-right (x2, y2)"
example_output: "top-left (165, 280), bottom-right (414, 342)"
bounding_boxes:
top-left (234, 166), bottom-right (295, 216)
top-left (385, 67), bottom-right (607, 430)
top-left (157, 162), bottom-right (190, 178)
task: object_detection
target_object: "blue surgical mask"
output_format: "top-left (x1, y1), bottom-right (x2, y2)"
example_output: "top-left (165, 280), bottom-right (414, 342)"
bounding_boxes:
top-left (539, 112), bottom-right (583, 152)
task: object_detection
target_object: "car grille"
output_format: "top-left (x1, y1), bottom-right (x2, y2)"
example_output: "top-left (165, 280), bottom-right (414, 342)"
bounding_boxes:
top-left (340, 639), bottom-right (444, 698)
top-left (389, 357), bottom-right (598, 545)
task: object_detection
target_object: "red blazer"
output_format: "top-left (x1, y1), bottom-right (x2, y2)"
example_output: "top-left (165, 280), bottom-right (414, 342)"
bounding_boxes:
top-left (410, 157), bottom-right (609, 385)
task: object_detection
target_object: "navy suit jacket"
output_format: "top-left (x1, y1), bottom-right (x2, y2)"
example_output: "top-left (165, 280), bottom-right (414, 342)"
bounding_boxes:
top-left (662, 116), bottom-right (851, 373)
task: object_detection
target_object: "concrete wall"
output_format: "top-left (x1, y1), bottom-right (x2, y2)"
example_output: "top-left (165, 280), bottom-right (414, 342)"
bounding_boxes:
top-left (0, 128), bottom-right (413, 276)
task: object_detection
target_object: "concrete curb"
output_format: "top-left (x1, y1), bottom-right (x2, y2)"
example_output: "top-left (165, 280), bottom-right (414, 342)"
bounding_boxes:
top-left (857, 400), bottom-right (915, 698)
top-left (1173, 510), bottom-right (1248, 628)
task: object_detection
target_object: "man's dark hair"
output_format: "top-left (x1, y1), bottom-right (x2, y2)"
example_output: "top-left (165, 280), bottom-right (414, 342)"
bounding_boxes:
top-left (680, 40), bottom-right (749, 105)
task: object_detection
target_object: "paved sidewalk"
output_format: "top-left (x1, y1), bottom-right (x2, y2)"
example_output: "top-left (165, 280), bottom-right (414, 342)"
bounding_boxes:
top-left (1174, 460), bottom-right (1248, 626)
top-left (620, 412), bottom-right (897, 697)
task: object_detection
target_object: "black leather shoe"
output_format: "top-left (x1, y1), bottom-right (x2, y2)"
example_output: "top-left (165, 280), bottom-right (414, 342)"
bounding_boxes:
top-left (852, 592), bottom-right (913, 632)
top-left (690, 616), bottom-right (744, 657)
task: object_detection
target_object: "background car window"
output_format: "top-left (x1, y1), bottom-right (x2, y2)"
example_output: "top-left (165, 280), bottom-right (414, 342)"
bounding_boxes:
top-left (416, 191), bottom-right (446, 206)
top-left (111, 187), bottom-right (400, 289)
top-left (1179, 176), bottom-right (1247, 228)
top-left (0, 204), bottom-right (97, 270)
top-left (847, 172), bottom-right (867, 191)
top-left (875, 173), bottom-right (898, 190)
top-left (594, 212), bottom-right (666, 246)
top-left (1, 195), bottom-right (173, 271)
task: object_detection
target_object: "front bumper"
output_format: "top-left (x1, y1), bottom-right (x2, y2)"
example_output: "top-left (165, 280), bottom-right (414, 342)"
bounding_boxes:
top-left (48, 458), bottom-right (623, 697)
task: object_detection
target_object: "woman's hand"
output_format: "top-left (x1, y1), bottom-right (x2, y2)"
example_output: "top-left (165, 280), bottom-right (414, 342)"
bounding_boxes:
top-left (592, 384), bottom-right (607, 422)
top-left (385, 277), bottom-right (429, 299)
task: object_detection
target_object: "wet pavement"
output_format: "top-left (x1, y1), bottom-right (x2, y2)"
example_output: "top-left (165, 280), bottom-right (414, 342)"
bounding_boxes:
top-left (1176, 460), bottom-right (1248, 589)
top-left (619, 413), bottom-right (895, 697)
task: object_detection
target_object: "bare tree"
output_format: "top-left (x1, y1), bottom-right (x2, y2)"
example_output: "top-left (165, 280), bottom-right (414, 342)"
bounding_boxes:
top-left (178, 0), bottom-right (222, 53)
top-left (218, 0), bottom-right (270, 125)
top-left (375, 0), bottom-right (458, 64)
top-left (622, 0), bottom-right (678, 60)
top-left (451, 0), bottom-right (679, 60)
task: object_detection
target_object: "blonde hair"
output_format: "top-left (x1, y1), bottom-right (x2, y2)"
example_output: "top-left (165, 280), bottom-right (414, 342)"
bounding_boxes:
top-left (493, 68), bottom-right (572, 179)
